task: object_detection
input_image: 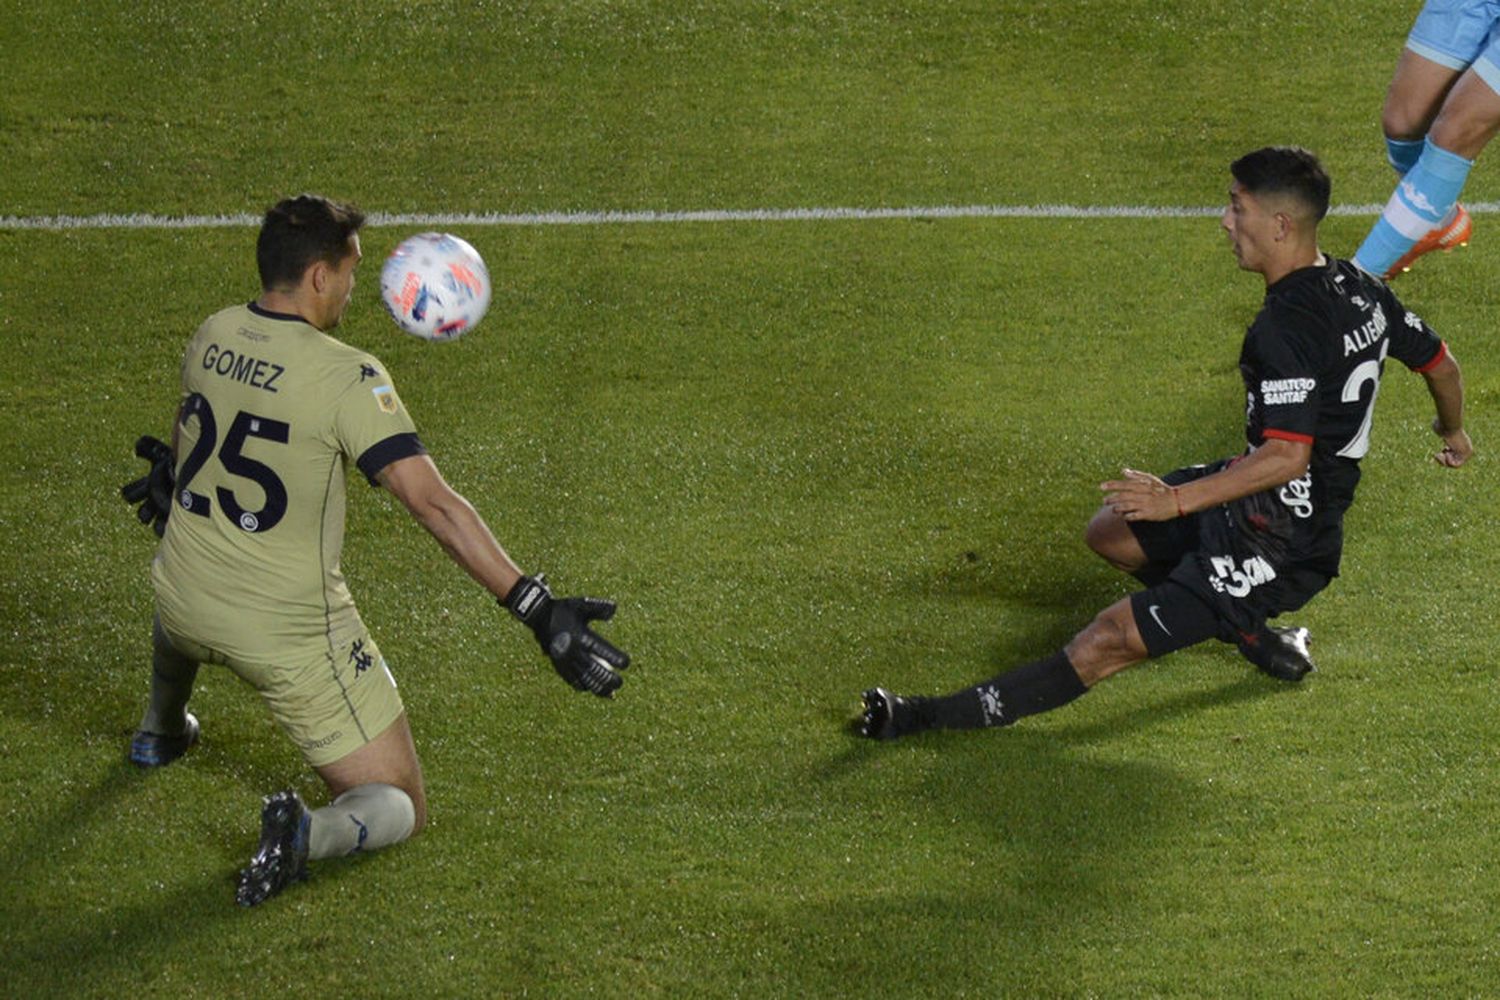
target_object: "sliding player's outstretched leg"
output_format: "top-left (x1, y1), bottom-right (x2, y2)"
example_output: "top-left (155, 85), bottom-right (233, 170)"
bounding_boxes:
top-left (857, 650), bottom-right (1092, 741)
top-left (857, 598), bottom-right (1163, 741)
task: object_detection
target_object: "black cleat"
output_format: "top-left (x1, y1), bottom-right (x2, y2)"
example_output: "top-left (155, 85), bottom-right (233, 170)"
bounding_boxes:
top-left (236, 790), bottom-right (311, 907)
top-left (129, 713), bottom-right (200, 768)
top-left (1238, 625), bottom-right (1316, 682)
top-left (858, 687), bottom-right (923, 740)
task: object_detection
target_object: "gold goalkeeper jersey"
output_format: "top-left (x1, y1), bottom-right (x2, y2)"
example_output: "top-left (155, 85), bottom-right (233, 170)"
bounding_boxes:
top-left (151, 303), bottom-right (425, 661)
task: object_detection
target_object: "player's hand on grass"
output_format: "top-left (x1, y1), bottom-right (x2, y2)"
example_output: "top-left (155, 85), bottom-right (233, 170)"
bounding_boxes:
top-left (1433, 420), bottom-right (1472, 468)
top-left (504, 575), bottom-right (630, 697)
top-left (120, 435), bottom-right (175, 537)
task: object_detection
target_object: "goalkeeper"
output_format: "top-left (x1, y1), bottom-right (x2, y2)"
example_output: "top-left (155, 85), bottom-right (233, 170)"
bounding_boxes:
top-left (121, 195), bottom-right (629, 907)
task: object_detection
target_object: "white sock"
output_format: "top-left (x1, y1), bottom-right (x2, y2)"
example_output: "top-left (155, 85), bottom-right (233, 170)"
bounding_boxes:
top-left (308, 783), bottom-right (416, 859)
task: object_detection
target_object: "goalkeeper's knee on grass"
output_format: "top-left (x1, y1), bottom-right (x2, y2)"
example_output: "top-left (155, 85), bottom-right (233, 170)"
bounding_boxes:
top-left (308, 783), bottom-right (418, 859)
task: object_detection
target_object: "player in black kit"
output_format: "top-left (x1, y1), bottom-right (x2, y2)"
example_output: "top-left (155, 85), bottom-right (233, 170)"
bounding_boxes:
top-left (859, 146), bottom-right (1471, 740)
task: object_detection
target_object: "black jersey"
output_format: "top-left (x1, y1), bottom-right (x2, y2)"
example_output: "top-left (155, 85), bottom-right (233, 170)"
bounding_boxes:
top-left (1231, 256), bottom-right (1446, 576)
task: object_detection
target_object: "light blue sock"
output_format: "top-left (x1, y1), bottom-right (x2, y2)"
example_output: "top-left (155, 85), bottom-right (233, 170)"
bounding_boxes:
top-left (1386, 136), bottom-right (1425, 175)
top-left (1355, 139), bottom-right (1472, 274)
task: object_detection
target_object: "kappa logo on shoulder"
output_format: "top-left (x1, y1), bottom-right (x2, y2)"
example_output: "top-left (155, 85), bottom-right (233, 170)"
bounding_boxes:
top-left (359, 363), bottom-right (378, 381)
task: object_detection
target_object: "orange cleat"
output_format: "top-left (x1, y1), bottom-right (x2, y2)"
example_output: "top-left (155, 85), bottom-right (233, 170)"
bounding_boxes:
top-left (1384, 203), bottom-right (1472, 280)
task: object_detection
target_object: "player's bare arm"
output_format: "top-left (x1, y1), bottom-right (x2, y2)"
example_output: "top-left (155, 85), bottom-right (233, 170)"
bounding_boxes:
top-left (1101, 437), bottom-right (1312, 522)
top-left (377, 453), bottom-right (523, 601)
top-left (1420, 349), bottom-right (1471, 467)
top-left (376, 452), bottom-right (630, 698)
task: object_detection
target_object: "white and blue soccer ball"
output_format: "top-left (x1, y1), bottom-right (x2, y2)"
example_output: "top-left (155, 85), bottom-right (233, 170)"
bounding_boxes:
top-left (380, 232), bottom-right (491, 341)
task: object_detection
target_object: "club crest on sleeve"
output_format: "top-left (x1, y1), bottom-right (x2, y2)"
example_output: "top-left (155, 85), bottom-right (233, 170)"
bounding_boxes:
top-left (372, 385), bottom-right (400, 414)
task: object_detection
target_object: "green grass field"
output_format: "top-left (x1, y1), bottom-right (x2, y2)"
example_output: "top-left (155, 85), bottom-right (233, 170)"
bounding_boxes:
top-left (3, 2), bottom-right (1497, 996)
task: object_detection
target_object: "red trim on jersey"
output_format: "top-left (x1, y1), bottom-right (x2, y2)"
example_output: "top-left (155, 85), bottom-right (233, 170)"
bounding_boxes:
top-left (1412, 340), bottom-right (1448, 374)
top-left (1263, 428), bottom-right (1314, 445)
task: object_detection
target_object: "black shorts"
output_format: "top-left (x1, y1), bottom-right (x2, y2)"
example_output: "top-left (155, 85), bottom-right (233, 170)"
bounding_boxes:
top-left (1127, 461), bottom-right (1332, 658)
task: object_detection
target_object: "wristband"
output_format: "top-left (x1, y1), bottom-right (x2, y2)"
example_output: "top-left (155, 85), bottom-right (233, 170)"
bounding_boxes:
top-left (1172, 487), bottom-right (1186, 519)
top-left (504, 574), bottom-right (550, 622)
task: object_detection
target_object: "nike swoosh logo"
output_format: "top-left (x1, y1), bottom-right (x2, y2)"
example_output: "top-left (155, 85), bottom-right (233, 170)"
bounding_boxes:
top-left (1148, 604), bottom-right (1171, 636)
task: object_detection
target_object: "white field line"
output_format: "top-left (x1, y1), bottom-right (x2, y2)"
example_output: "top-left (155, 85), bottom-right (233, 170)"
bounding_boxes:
top-left (5, 202), bottom-right (1500, 231)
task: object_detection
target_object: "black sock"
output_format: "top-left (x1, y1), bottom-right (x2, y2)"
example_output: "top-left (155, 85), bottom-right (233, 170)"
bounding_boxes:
top-left (918, 651), bottom-right (1088, 730)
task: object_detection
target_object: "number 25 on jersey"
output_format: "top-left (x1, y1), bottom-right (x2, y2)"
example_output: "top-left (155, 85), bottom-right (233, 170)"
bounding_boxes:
top-left (176, 393), bottom-right (289, 533)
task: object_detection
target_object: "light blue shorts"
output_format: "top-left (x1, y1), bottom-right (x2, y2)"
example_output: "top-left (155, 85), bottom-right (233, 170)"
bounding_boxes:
top-left (1408, 0), bottom-right (1500, 93)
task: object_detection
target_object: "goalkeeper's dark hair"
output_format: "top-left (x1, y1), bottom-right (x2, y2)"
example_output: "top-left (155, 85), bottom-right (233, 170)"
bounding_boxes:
top-left (257, 194), bottom-right (366, 291)
top-left (1230, 146), bottom-right (1331, 223)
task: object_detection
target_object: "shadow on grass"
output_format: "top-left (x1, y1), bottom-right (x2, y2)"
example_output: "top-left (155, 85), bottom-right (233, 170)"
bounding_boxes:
top-left (805, 587), bottom-right (1308, 991)
top-left (1, 756), bottom-right (381, 995)
top-left (0, 664), bottom-right (348, 993)
top-left (774, 724), bottom-right (1217, 995)
top-left (0, 761), bottom-right (141, 893)
top-left (1046, 671), bottom-right (1295, 744)
top-left (6, 878), bottom-right (244, 997)
top-left (0, 761), bottom-right (239, 994)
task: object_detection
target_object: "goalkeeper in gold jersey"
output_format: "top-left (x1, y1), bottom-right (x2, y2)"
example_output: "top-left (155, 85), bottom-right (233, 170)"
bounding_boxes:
top-left (121, 195), bottom-right (628, 906)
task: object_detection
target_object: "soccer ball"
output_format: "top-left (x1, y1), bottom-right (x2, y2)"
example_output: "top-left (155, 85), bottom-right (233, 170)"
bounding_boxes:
top-left (379, 232), bottom-right (491, 341)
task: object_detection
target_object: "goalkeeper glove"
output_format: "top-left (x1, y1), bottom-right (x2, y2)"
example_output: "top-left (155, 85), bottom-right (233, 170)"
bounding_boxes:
top-left (120, 435), bottom-right (175, 538)
top-left (504, 575), bottom-right (630, 697)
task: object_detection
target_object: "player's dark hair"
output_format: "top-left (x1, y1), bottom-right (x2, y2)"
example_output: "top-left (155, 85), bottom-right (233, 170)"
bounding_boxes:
top-left (256, 194), bottom-right (366, 291)
top-left (1230, 146), bottom-right (1331, 222)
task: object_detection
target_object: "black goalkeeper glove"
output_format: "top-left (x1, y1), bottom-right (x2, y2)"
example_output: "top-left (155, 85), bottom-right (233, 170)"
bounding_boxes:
top-left (504, 575), bottom-right (630, 697)
top-left (120, 435), bottom-right (176, 538)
